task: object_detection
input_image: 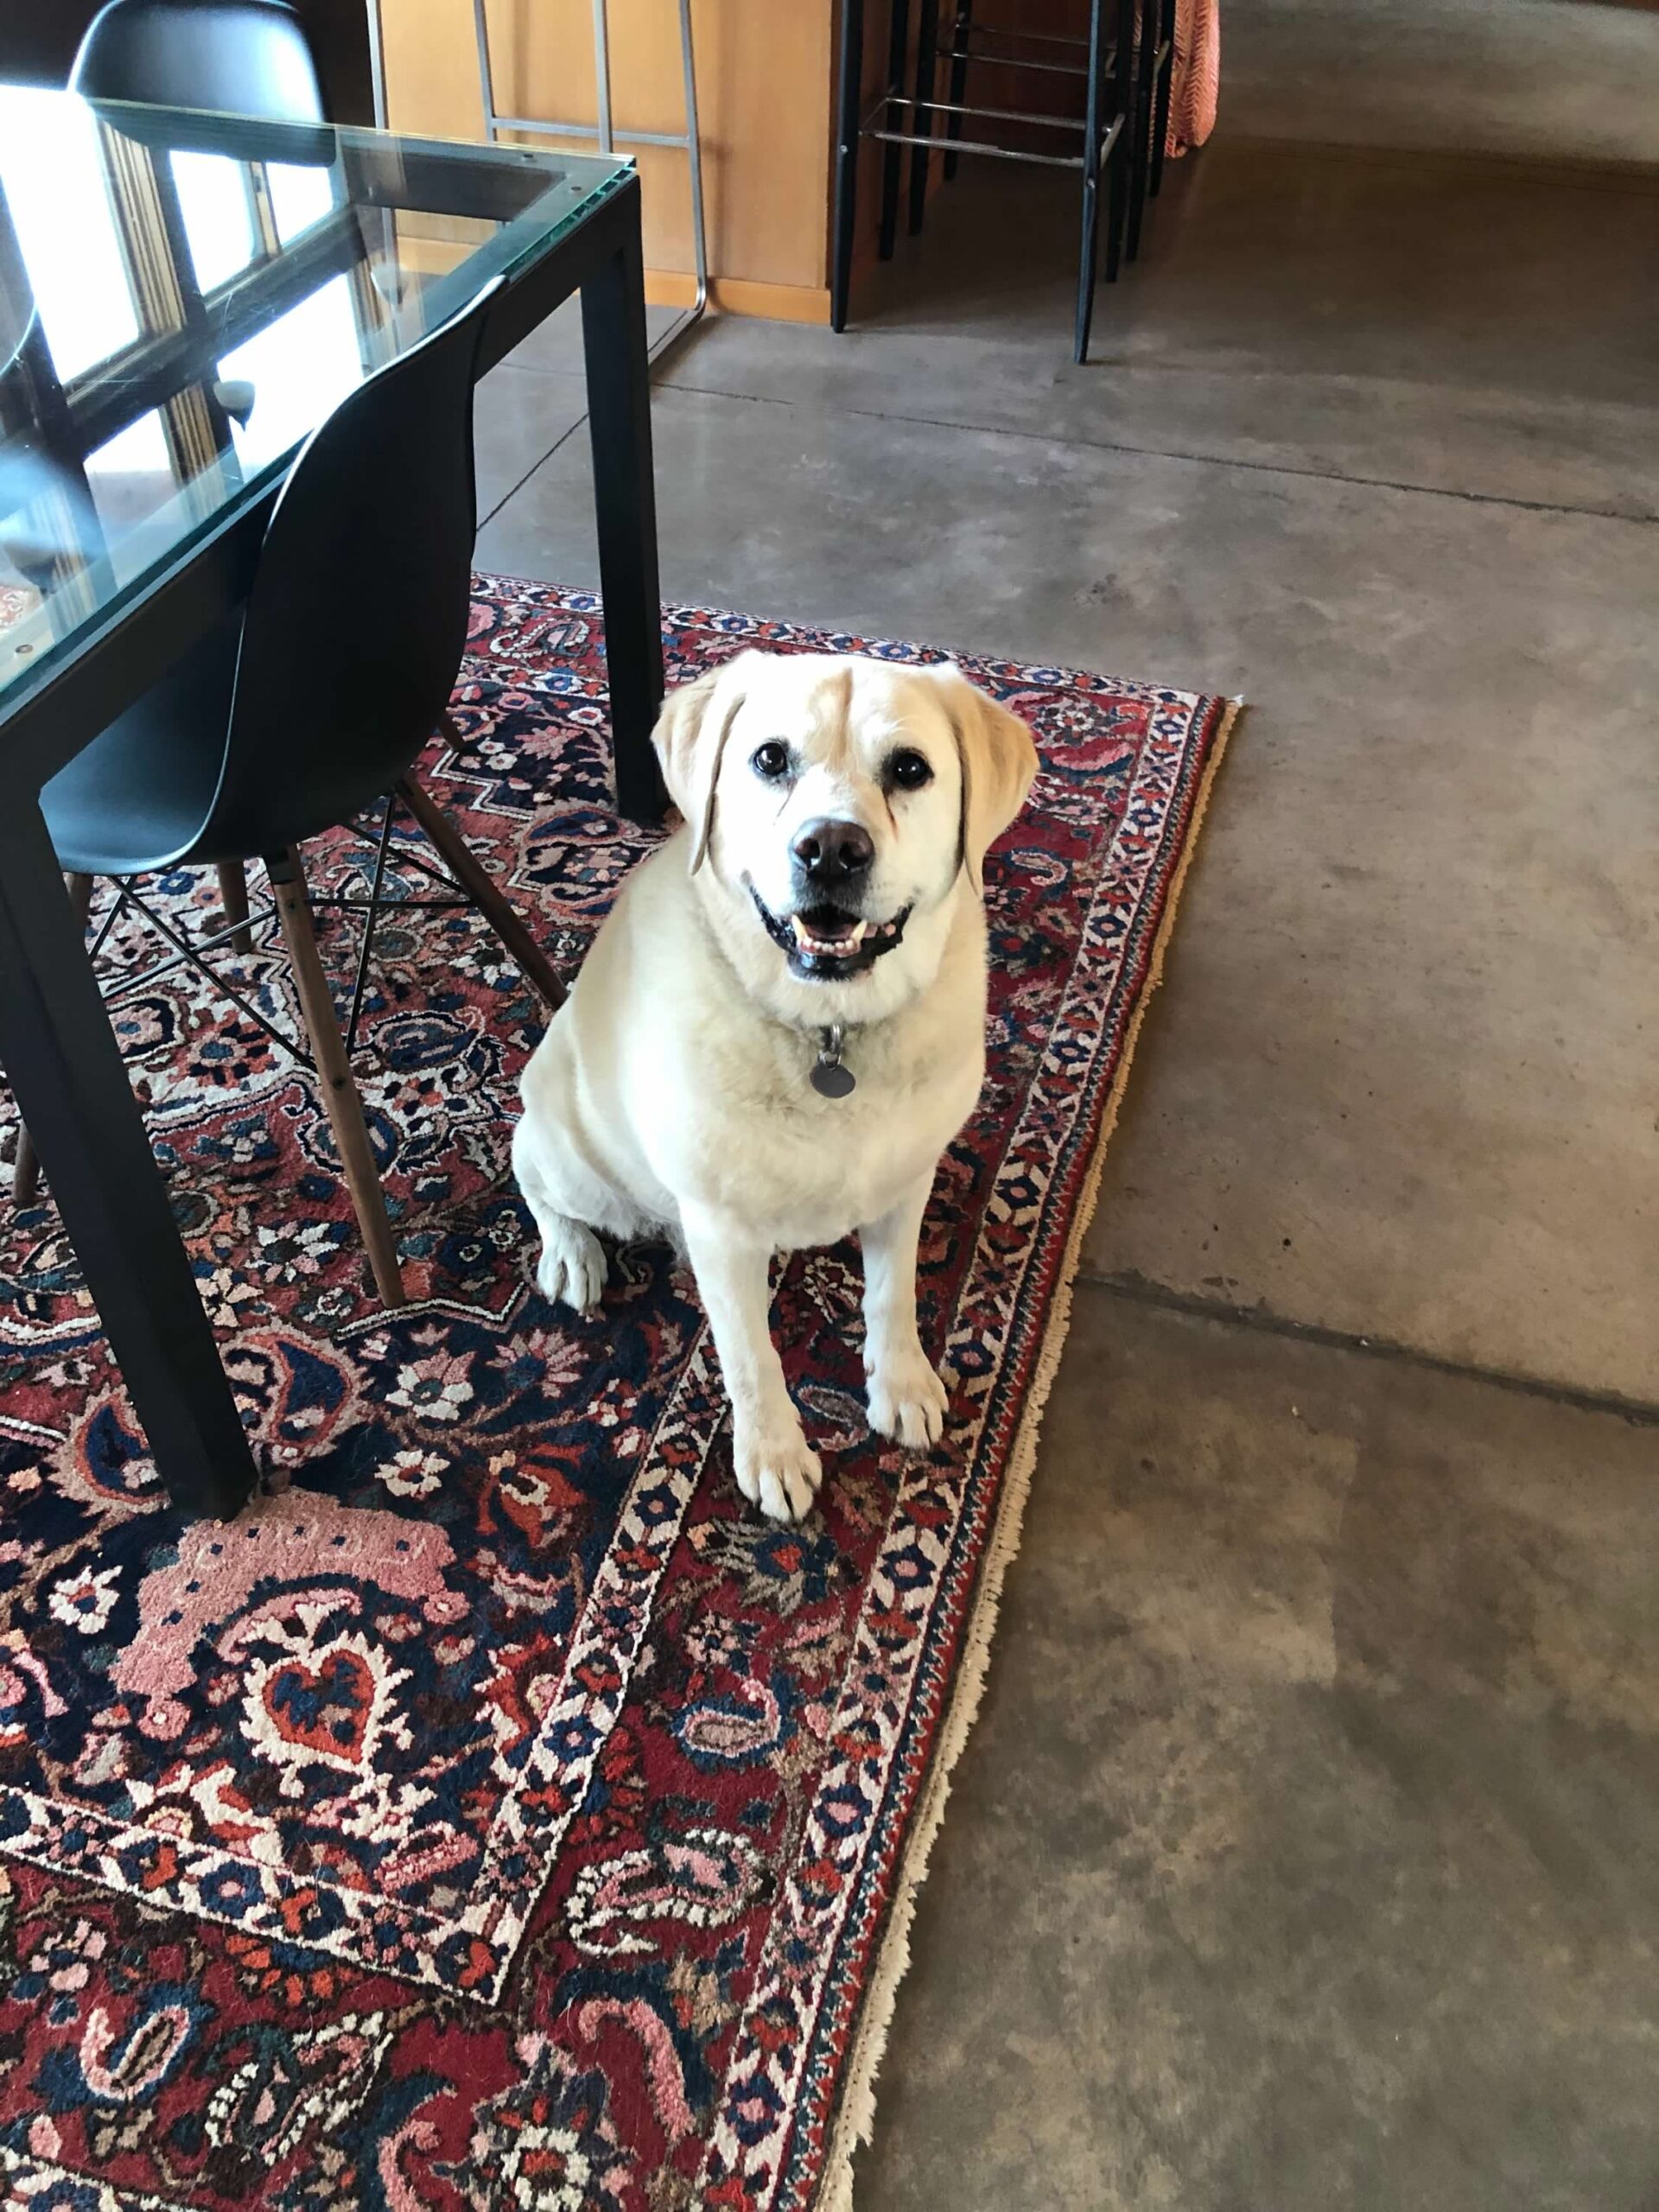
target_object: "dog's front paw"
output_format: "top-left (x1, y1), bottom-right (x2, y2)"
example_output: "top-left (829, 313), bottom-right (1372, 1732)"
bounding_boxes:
top-left (866, 1344), bottom-right (949, 1451)
top-left (535, 1217), bottom-right (607, 1314)
top-left (733, 1417), bottom-right (823, 1524)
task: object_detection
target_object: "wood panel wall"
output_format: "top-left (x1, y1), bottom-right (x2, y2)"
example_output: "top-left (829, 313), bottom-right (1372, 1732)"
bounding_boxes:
top-left (382, 0), bottom-right (836, 315)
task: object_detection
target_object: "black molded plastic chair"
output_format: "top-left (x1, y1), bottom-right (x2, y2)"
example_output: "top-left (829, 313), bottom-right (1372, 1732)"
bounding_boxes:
top-left (71, 0), bottom-right (331, 946)
top-left (13, 283), bottom-right (565, 1306)
top-left (71, 0), bottom-right (324, 123)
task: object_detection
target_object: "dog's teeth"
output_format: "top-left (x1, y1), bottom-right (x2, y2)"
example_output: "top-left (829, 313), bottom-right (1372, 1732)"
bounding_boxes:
top-left (790, 915), bottom-right (810, 945)
top-left (849, 921), bottom-right (868, 946)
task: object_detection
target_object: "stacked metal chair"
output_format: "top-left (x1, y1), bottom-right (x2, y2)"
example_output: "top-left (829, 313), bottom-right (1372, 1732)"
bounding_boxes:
top-left (832, 0), bottom-right (1179, 362)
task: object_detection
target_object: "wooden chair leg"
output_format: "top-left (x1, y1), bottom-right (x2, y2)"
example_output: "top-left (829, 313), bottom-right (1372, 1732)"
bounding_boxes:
top-left (10, 1123), bottom-right (40, 1207)
top-left (397, 776), bottom-right (567, 1013)
top-left (267, 849), bottom-right (406, 1308)
top-left (217, 860), bottom-right (252, 954)
top-left (13, 873), bottom-right (95, 1207)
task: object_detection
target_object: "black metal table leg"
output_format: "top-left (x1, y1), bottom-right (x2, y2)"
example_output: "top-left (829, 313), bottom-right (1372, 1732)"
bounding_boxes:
top-left (906, 0), bottom-right (940, 237)
top-left (1105, 0), bottom-right (1131, 281)
top-left (0, 804), bottom-right (257, 1519)
top-left (831, 0), bottom-right (867, 331)
top-left (580, 183), bottom-right (668, 824)
top-left (1124, 0), bottom-right (1158, 262)
top-left (879, 0), bottom-right (912, 257)
top-left (943, 0), bottom-right (973, 181)
top-left (1074, 0), bottom-right (1109, 363)
top-left (1150, 0), bottom-right (1176, 197)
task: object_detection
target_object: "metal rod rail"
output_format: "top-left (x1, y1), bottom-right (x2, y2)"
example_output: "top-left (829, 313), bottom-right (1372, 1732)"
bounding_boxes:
top-left (958, 21), bottom-right (1089, 46)
top-left (861, 131), bottom-right (1078, 170)
top-left (87, 883), bottom-right (135, 968)
top-left (939, 46), bottom-right (1092, 78)
top-left (309, 895), bottom-right (472, 911)
top-left (364, 0), bottom-right (388, 127)
top-left (862, 115), bottom-right (1122, 173)
top-left (864, 91), bottom-right (1100, 133)
top-left (592, 0), bottom-right (613, 153)
top-left (490, 117), bottom-right (690, 150)
top-left (117, 886), bottom-right (302, 1056)
top-left (470, 0), bottom-right (707, 366)
top-left (99, 899), bottom-right (279, 1006)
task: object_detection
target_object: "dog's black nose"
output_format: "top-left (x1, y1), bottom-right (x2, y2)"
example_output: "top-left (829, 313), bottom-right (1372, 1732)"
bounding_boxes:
top-left (792, 817), bottom-right (874, 883)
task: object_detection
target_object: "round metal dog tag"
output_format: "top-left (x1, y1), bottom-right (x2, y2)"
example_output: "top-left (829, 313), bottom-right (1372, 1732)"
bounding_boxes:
top-left (811, 1057), bottom-right (856, 1099)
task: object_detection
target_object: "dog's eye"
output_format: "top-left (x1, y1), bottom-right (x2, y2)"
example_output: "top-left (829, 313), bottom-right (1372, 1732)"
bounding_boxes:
top-left (751, 741), bottom-right (791, 781)
top-left (887, 748), bottom-right (933, 791)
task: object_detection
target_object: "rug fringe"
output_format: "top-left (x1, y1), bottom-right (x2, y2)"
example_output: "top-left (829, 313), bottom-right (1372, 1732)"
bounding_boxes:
top-left (817, 695), bottom-right (1247, 2212)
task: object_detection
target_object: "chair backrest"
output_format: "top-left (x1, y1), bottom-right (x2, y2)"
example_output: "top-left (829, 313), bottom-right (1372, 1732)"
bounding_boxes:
top-left (195, 280), bottom-right (499, 861)
top-left (71, 0), bottom-right (324, 123)
top-left (0, 188), bottom-right (35, 395)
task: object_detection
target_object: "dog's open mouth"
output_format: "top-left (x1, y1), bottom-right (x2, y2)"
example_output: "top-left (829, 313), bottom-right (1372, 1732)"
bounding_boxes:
top-left (749, 887), bottom-right (912, 979)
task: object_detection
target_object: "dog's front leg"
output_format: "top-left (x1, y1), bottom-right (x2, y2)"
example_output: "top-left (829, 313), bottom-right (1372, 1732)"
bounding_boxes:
top-left (682, 1205), bottom-right (823, 1524)
top-left (860, 1173), bottom-right (949, 1450)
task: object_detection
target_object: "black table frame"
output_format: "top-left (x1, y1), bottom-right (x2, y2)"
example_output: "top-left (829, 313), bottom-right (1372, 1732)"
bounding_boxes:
top-left (0, 162), bottom-right (666, 1522)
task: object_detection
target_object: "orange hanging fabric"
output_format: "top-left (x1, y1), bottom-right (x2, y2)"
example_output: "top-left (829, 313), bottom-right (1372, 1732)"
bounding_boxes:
top-left (1167, 0), bottom-right (1220, 156)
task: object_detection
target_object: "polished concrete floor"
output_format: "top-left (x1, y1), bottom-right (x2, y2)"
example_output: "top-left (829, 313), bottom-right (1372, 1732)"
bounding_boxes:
top-left (472, 10), bottom-right (1659, 2202)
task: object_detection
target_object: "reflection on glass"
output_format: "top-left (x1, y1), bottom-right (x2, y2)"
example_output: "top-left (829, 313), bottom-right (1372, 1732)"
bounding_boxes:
top-left (217, 275), bottom-right (365, 472)
top-left (171, 151), bottom-right (257, 291)
top-left (268, 162), bottom-right (336, 245)
top-left (85, 410), bottom-right (175, 535)
top-left (0, 577), bottom-right (36, 639)
top-left (0, 86), bottom-right (139, 380)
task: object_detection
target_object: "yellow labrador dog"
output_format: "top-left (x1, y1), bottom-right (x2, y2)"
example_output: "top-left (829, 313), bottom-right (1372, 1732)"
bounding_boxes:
top-left (512, 652), bottom-right (1037, 1522)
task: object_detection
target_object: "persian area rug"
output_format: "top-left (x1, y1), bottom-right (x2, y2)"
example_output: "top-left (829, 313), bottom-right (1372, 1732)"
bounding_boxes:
top-left (0, 581), bottom-right (1233, 2210)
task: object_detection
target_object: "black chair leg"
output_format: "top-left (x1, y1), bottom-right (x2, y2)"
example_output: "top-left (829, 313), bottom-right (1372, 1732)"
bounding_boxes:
top-left (12, 871), bottom-right (94, 1207)
top-left (1074, 0), bottom-right (1110, 363)
top-left (878, 0), bottom-right (912, 258)
top-left (1150, 0), bottom-right (1176, 197)
top-left (396, 775), bottom-right (566, 1014)
top-left (906, 0), bottom-right (939, 237)
top-left (831, 0), bottom-right (867, 330)
top-left (943, 0), bottom-right (972, 181)
top-left (1105, 0), bottom-right (1131, 281)
top-left (1105, 137), bottom-right (1130, 285)
top-left (268, 847), bottom-right (406, 1309)
top-left (1124, 0), bottom-right (1157, 262)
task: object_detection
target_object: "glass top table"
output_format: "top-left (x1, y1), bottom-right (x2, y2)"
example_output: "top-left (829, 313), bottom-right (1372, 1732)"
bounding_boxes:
top-left (0, 86), bottom-right (665, 1520)
top-left (0, 85), bottom-right (631, 715)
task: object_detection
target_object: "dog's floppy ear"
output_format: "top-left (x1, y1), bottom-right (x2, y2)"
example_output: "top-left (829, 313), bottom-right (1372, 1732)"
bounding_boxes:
top-left (651, 656), bottom-right (753, 874)
top-left (927, 664), bottom-right (1039, 896)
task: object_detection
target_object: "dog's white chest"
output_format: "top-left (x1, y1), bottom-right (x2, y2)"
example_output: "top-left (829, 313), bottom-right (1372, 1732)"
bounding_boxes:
top-left (664, 1014), bottom-right (980, 1249)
